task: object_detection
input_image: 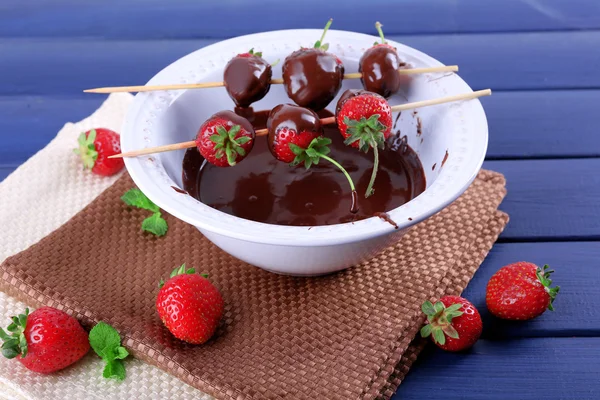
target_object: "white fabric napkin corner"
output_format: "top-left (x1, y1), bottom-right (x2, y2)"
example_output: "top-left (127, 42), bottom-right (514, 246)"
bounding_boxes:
top-left (0, 93), bottom-right (211, 400)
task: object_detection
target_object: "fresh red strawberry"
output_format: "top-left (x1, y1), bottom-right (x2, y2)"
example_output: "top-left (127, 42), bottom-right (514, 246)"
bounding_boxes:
top-left (486, 262), bottom-right (559, 320)
top-left (359, 22), bottom-right (407, 98)
top-left (74, 128), bottom-right (124, 176)
top-left (196, 110), bottom-right (255, 167)
top-left (156, 264), bottom-right (224, 344)
top-left (0, 307), bottom-right (90, 373)
top-left (336, 89), bottom-right (392, 197)
top-left (420, 296), bottom-right (482, 352)
top-left (224, 48), bottom-right (272, 108)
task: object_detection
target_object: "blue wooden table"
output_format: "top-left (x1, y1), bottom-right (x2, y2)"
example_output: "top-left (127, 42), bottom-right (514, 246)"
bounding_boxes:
top-left (2, 1), bottom-right (600, 398)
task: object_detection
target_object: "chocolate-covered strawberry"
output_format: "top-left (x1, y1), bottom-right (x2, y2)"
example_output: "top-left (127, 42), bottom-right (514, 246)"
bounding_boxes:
top-left (336, 89), bottom-right (392, 197)
top-left (359, 22), bottom-right (409, 98)
top-left (267, 104), bottom-right (358, 213)
top-left (282, 19), bottom-right (344, 111)
top-left (223, 49), bottom-right (272, 108)
top-left (196, 110), bottom-right (255, 167)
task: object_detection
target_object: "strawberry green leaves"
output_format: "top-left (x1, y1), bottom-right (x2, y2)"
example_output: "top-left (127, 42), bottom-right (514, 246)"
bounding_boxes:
top-left (89, 322), bottom-right (129, 381)
top-left (73, 130), bottom-right (98, 170)
top-left (288, 138), bottom-right (357, 210)
top-left (536, 264), bottom-right (560, 311)
top-left (420, 301), bottom-right (464, 346)
top-left (248, 48), bottom-right (263, 58)
top-left (0, 308), bottom-right (29, 360)
top-left (313, 18), bottom-right (333, 51)
top-left (159, 263), bottom-right (202, 289)
top-left (121, 189), bottom-right (168, 237)
top-left (343, 114), bottom-right (387, 198)
top-left (289, 137), bottom-right (332, 170)
top-left (343, 115), bottom-right (387, 153)
top-left (210, 125), bottom-right (251, 167)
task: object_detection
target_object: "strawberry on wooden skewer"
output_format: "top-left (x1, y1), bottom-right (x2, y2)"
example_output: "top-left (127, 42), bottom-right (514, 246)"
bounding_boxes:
top-left (196, 110), bottom-right (255, 167)
top-left (336, 89), bottom-right (393, 198)
top-left (267, 104), bottom-right (358, 213)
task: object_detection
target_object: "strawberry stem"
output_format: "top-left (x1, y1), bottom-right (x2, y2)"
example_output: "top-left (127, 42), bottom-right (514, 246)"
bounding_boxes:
top-left (319, 19), bottom-right (333, 45)
top-left (375, 21), bottom-right (386, 44)
top-left (320, 154), bottom-right (356, 192)
top-left (365, 145), bottom-right (379, 197)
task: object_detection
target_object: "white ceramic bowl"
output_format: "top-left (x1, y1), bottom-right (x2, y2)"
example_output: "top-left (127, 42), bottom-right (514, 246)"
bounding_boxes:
top-left (122, 29), bottom-right (488, 276)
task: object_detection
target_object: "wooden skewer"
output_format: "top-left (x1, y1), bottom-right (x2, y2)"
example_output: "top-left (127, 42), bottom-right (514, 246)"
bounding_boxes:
top-left (83, 65), bottom-right (458, 94)
top-left (109, 89), bottom-right (490, 159)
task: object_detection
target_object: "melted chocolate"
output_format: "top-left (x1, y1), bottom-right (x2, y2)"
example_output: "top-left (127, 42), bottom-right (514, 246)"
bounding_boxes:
top-left (359, 45), bottom-right (410, 98)
top-left (224, 56), bottom-right (272, 108)
top-left (282, 49), bottom-right (344, 111)
top-left (171, 186), bottom-right (188, 194)
top-left (183, 110), bottom-right (426, 226)
top-left (442, 150), bottom-right (449, 167)
top-left (267, 104), bottom-right (322, 160)
top-left (374, 212), bottom-right (399, 229)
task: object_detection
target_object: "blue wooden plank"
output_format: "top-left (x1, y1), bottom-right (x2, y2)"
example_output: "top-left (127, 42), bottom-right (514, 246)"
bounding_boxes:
top-left (2, 31), bottom-right (600, 95)
top-left (466, 242), bottom-right (600, 338)
top-left (2, 90), bottom-right (598, 165)
top-left (0, 96), bottom-right (105, 164)
top-left (0, 166), bottom-right (14, 182)
top-left (485, 159), bottom-right (600, 241)
top-left (486, 90), bottom-right (600, 159)
top-left (1, 0), bottom-right (599, 39)
top-left (394, 338), bottom-right (600, 400)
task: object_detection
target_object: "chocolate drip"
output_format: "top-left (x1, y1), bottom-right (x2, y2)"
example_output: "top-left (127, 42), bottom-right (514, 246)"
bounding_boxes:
top-left (374, 212), bottom-right (399, 229)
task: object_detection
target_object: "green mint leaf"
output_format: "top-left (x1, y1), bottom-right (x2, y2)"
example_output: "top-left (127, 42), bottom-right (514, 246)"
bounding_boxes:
top-left (121, 189), bottom-right (159, 213)
top-left (89, 322), bottom-right (122, 360)
top-left (103, 360), bottom-right (126, 381)
top-left (90, 322), bottom-right (128, 381)
top-left (114, 346), bottom-right (129, 360)
top-left (142, 213), bottom-right (168, 236)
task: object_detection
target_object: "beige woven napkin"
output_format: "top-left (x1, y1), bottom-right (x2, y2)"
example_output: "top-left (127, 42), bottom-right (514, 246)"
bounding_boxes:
top-left (0, 94), bottom-right (507, 399)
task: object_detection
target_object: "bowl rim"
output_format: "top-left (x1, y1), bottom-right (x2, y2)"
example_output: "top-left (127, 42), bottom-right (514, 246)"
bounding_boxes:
top-left (122, 28), bottom-right (488, 247)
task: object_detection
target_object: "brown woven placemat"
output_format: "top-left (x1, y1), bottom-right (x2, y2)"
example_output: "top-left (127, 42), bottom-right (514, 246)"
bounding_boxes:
top-left (0, 169), bottom-right (507, 400)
